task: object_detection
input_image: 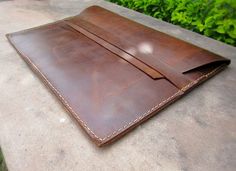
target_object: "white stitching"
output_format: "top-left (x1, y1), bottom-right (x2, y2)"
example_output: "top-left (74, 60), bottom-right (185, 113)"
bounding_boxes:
top-left (100, 90), bottom-right (182, 141)
top-left (100, 65), bottom-right (224, 141)
top-left (8, 36), bottom-right (225, 143)
top-left (8, 41), bottom-right (101, 140)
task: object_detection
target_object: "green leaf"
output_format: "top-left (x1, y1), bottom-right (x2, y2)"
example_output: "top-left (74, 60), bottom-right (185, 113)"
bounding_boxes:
top-left (216, 25), bottom-right (225, 34)
top-left (107, 0), bottom-right (236, 46)
top-left (225, 38), bottom-right (235, 44)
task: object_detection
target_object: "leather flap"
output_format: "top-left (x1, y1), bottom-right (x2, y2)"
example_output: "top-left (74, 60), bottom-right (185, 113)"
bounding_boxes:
top-left (176, 50), bottom-right (230, 73)
top-left (70, 6), bottom-right (230, 89)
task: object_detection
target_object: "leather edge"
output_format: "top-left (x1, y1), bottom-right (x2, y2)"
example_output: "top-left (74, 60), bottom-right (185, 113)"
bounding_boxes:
top-left (6, 23), bottom-right (229, 147)
top-left (5, 6), bottom-right (230, 146)
top-left (6, 34), bottom-right (104, 146)
top-left (98, 64), bottom-right (228, 146)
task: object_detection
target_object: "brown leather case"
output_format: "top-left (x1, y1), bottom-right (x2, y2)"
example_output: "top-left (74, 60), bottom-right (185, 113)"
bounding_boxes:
top-left (6, 6), bottom-right (230, 146)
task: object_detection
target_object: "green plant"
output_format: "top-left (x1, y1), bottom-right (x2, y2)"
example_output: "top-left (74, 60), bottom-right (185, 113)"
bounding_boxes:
top-left (0, 147), bottom-right (7, 171)
top-left (107, 0), bottom-right (236, 46)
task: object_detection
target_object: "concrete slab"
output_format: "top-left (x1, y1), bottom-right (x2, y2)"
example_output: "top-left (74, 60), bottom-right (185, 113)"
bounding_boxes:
top-left (0, 0), bottom-right (235, 171)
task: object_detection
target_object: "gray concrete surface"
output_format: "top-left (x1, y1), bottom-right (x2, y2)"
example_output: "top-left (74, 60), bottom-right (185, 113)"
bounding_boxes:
top-left (0, 0), bottom-right (236, 171)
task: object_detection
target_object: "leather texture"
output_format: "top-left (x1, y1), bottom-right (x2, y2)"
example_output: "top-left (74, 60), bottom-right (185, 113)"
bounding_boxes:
top-left (6, 6), bottom-right (230, 146)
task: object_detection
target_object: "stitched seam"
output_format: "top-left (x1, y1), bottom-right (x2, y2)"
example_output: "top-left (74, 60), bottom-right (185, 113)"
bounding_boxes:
top-left (100, 65), bottom-right (224, 141)
top-left (29, 59), bottom-right (101, 139)
top-left (7, 41), bottom-right (101, 141)
top-left (8, 36), bottom-right (224, 142)
top-left (100, 90), bottom-right (182, 141)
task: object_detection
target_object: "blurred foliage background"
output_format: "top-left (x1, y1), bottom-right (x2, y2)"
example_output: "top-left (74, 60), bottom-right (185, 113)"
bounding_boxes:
top-left (107, 0), bottom-right (236, 46)
top-left (0, 147), bottom-right (7, 171)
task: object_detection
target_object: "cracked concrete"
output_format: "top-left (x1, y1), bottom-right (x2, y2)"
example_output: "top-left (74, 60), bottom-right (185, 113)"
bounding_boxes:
top-left (0, 0), bottom-right (235, 171)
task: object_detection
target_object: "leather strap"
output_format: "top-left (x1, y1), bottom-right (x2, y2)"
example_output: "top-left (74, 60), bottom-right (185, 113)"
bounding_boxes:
top-left (63, 21), bottom-right (163, 80)
top-left (64, 20), bottom-right (192, 89)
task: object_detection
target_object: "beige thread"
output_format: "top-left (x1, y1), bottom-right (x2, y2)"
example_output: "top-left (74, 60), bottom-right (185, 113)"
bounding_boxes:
top-left (8, 40), bottom-right (101, 140)
top-left (8, 35), bottom-right (224, 143)
top-left (100, 90), bottom-right (182, 141)
top-left (100, 65), bottom-right (223, 141)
